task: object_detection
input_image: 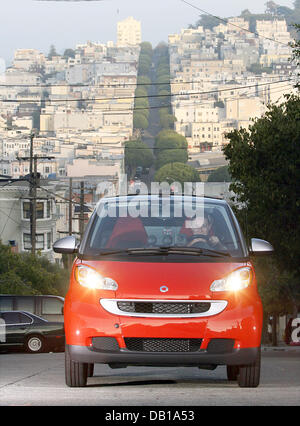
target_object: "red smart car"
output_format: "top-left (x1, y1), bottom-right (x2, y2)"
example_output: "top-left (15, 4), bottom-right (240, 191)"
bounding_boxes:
top-left (53, 195), bottom-right (273, 387)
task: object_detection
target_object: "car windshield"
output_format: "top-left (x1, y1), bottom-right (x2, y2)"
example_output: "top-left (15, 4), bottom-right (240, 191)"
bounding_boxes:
top-left (84, 197), bottom-right (244, 258)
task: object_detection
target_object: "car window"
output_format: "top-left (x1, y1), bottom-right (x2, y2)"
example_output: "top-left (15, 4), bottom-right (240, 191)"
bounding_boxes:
top-left (86, 199), bottom-right (243, 257)
top-left (42, 297), bottom-right (63, 315)
top-left (1, 312), bottom-right (21, 325)
top-left (18, 313), bottom-right (33, 324)
top-left (15, 297), bottom-right (35, 314)
top-left (0, 297), bottom-right (13, 311)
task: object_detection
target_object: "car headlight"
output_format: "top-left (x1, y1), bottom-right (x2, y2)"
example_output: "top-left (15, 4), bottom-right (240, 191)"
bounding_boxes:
top-left (75, 265), bottom-right (118, 290)
top-left (210, 267), bottom-right (253, 292)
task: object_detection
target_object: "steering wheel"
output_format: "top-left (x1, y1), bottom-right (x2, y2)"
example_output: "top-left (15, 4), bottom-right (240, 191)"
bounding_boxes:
top-left (188, 234), bottom-right (209, 248)
top-left (191, 234), bottom-right (209, 241)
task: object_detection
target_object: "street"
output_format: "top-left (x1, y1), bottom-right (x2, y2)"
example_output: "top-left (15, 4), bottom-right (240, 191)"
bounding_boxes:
top-left (0, 349), bottom-right (299, 406)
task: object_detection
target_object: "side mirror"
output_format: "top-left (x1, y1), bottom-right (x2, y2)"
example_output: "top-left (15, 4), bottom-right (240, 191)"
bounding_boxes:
top-left (53, 235), bottom-right (78, 254)
top-left (249, 238), bottom-right (274, 256)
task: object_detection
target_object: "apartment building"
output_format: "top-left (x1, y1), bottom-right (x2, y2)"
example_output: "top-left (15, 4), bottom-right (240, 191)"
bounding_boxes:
top-left (117, 17), bottom-right (142, 47)
top-left (13, 49), bottom-right (45, 71)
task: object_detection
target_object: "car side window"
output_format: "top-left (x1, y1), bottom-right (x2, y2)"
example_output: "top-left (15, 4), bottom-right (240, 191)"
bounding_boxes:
top-left (0, 297), bottom-right (13, 311)
top-left (42, 297), bottom-right (63, 315)
top-left (1, 312), bottom-right (20, 325)
top-left (18, 313), bottom-right (32, 324)
top-left (15, 297), bottom-right (35, 314)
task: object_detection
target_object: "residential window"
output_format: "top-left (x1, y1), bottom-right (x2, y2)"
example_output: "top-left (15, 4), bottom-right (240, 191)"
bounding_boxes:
top-left (23, 202), bottom-right (30, 219)
top-left (36, 202), bottom-right (44, 219)
top-left (23, 233), bottom-right (45, 251)
top-left (46, 200), bottom-right (51, 218)
top-left (23, 201), bottom-right (46, 219)
top-left (36, 234), bottom-right (44, 250)
top-left (23, 233), bottom-right (31, 250)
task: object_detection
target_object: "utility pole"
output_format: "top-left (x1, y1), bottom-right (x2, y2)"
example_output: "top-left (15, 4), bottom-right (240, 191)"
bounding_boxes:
top-left (31, 155), bottom-right (38, 255)
top-left (79, 181), bottom-right (85, 240)
top-left (68, 177), bottom-right (73, 270)
top-left (29, 132), bottom-right (35, 255)
top-left (68, 177), bottom-right (73, 236)
top-left (18, 131), bottom-right (55, 255)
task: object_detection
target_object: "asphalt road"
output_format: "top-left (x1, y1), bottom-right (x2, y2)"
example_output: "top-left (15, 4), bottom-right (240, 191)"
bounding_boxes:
top-left (0, 349), bottom-right (299, 406)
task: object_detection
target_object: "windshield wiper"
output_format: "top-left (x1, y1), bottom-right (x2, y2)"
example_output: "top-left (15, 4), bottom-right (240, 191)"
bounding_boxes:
top-left (96, 246), bottom-right (231, 257)
top-left (157, 246), bottom-right (231, 257)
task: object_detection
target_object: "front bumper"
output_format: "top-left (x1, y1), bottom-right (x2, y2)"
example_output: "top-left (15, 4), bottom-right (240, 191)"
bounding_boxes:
top-left (68, 343), bottom-right (259, 367)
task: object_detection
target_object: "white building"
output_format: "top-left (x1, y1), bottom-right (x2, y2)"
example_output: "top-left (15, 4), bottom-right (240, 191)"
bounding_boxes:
top-left (117, 17), bottom-right (142, 47)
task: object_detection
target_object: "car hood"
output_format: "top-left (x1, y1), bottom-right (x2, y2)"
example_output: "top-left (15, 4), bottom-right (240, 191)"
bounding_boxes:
top-left (84, 259), bottom-right (247, 300)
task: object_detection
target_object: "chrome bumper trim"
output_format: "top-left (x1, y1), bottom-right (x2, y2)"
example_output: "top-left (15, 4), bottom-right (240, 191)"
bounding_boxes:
top-left (100, 299), bottom-right (228, 318)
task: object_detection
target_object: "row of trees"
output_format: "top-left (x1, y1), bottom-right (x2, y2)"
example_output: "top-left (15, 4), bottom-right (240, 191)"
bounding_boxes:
top-left (133, 42), bottom-right (153, 131)
top-left (154, 43), bottom-right (176, 130)
top-left (151, 44), bottom-right (200, 184)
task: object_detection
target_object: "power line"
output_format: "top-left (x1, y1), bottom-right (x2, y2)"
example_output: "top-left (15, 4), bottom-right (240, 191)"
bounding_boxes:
top-left (0, 81), bottom-right (294, 121)
top-left (0, 81), bottom-right (292, 118)
top-left (180, 0), bottom-right (292, 47)
top-left (39, 185), bottom-right (90, 208)
top-left (0, 74), bottom-right (291, 88)
top-left (0, 78), bottom-right (293, 103)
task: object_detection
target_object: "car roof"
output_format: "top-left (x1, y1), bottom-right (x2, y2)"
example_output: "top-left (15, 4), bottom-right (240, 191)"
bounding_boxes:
top-left (98, 194), bottom-right (228, 205)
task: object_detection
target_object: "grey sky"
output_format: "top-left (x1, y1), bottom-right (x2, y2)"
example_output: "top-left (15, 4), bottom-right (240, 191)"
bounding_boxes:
top-left (0, 0), bottom-right (294, 63)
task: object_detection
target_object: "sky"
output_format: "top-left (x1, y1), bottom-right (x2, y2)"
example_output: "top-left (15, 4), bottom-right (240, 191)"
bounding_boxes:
top-left (0, 0), bottom-right (295, 64)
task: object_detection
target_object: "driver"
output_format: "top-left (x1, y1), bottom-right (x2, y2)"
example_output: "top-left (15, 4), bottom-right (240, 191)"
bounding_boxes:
top-left (186, 214), bottom-right (225, 250)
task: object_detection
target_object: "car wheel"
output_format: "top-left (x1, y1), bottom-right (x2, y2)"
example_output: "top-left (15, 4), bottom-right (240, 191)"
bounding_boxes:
top-left (237, 347), bottom-right (261, 388)
top-left (25, 335), bottom-right (45, 353)
top-left (87, 363), bottom-right (94, 377)
top-left (65, 344), bottom-right (88, 387)
top-left (226, 365), bottom-right (239, 381)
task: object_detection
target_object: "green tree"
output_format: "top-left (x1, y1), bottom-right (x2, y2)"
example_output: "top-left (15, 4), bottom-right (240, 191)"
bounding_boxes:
top-left (154, 162), bottom-right (201, 185)
top-left (223, 95), bottom-right (300, 318)
top-left (207, 166), bottom-right (231, 182)
top-left (140, 42), bottom-right (153, 54)
top-left (155, 130), bottom-right (188, 150)
top-left (133, 113), bottom-right (149, 130)
top-left (137, 76), bottom-right (151, 90)
top-left (63, 48), bottom-right (75, 59)
top-left (48, 45), bottom-right (58, 60)
top-left (125, 140), bottom-right (154, 176)
top-left (159, 111), bottom-right (176, 130)
top-left (156, 149), bottom-right (188, 169)
top-left (0, 242), bottom-right (69, 296)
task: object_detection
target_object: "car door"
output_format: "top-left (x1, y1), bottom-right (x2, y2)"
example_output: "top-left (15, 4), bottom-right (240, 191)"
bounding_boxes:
top-left (0, 312), bottom-right (31, 347)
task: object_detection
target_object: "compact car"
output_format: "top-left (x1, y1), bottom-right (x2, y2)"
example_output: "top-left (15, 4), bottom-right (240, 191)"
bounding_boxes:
top-left (53, 195), bottom-right (273, 387)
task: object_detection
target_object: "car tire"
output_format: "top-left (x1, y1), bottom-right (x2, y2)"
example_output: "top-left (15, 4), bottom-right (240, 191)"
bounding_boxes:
top-left (25, 335), bottom-right (45, 353)
top-left (65, 344), bottom-right (88, 387)
top-left (237, 347), bottom-right (261, 388)
top-left (226, 365), bottom-right (239, 381)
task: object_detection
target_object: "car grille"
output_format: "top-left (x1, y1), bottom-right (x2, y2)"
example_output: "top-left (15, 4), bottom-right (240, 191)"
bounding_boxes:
top-left (124, 337), bottom-right (203, 352)
top-left (117, 301), bottom-right (210, 315)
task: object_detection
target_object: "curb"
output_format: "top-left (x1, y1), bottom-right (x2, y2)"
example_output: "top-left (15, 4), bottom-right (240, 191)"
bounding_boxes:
top-left (262, 345), bottom-right (300, 352)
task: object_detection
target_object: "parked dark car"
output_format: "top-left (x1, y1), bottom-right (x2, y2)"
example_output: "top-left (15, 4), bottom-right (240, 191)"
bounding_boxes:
top-left (0, 294), bottom-right (64, 323)
top-left (0, 311), bottom-right (65, 353)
